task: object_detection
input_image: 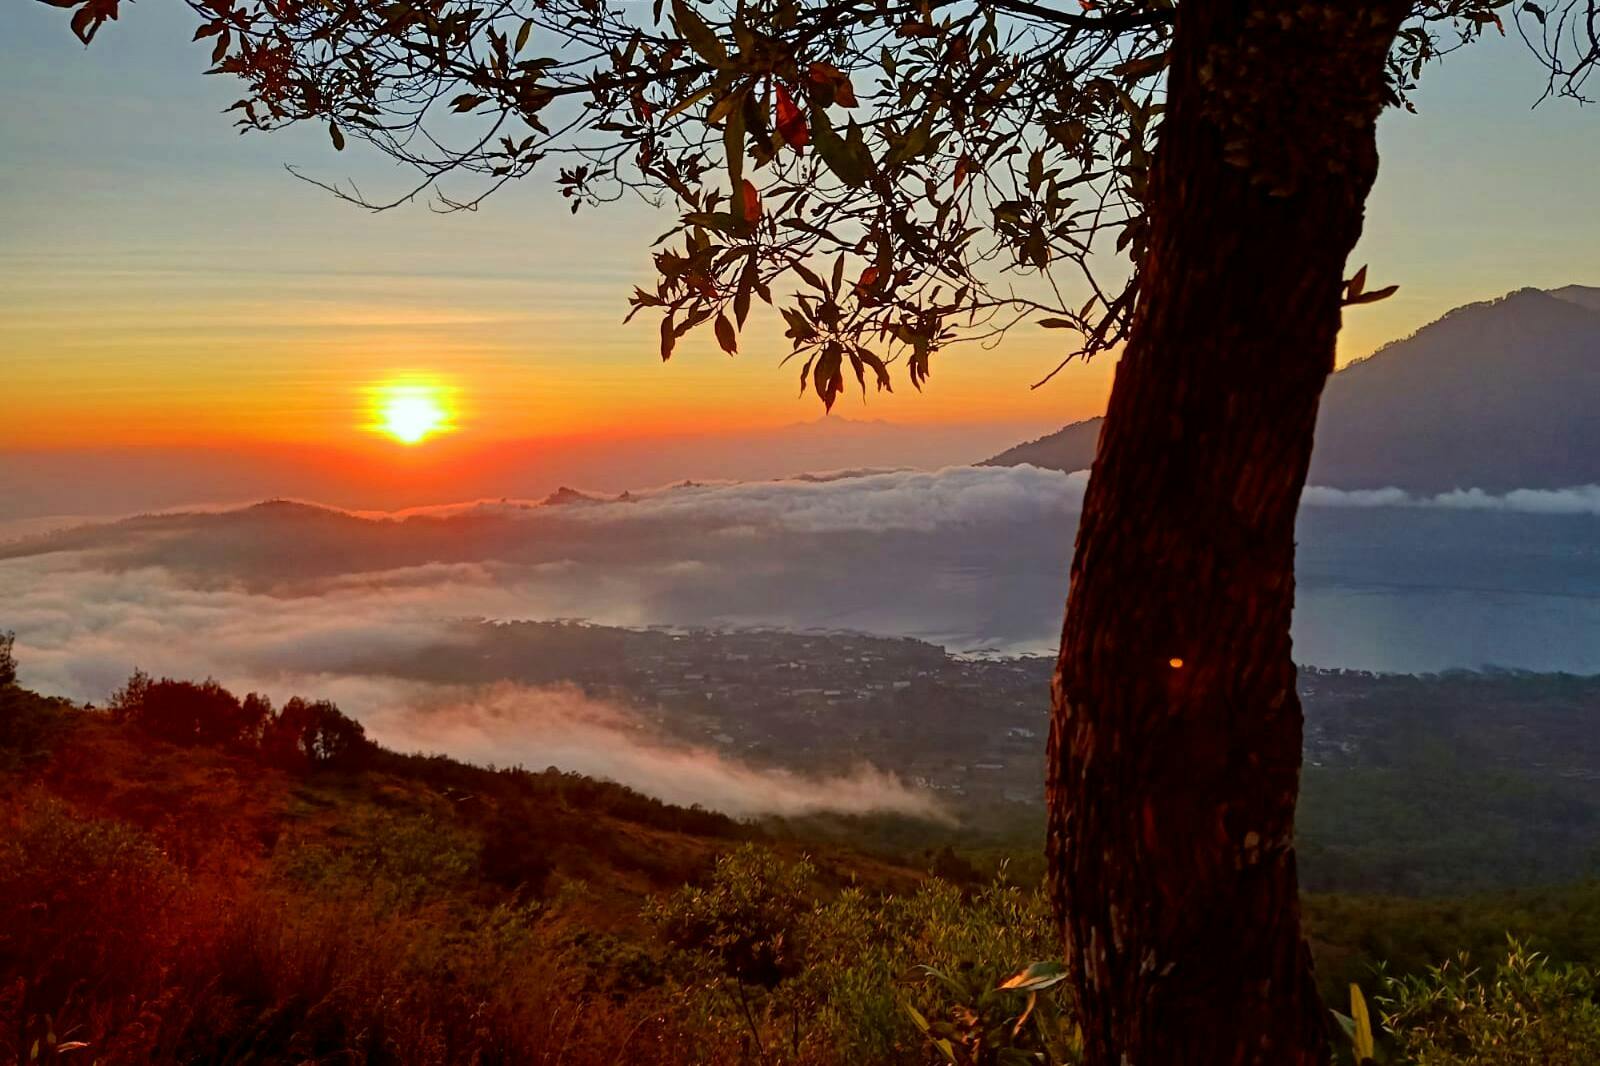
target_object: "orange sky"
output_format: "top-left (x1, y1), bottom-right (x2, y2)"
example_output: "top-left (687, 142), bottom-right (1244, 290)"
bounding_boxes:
top-left (1, 249), bottom-right (1119, 449)
top-left (4, 5), bottom-right (1599, 455)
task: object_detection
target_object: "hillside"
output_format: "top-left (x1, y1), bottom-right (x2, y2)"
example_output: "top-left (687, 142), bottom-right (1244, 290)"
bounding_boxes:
top-left (986, 286), bottom-right (1600, 492)
top-left (0, 680), bottom-right (944, 1064)
top-left (0, 683), bottom-right (921, 924)
top-left (7, 675), bottom-right (1600, 1061)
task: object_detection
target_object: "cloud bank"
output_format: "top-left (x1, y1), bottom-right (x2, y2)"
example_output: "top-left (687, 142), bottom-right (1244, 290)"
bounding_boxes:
top-left (1302, 482), bottom-right (1600, 514)
top-left (0, 555), bottom-right (943, 820)
top-left (3, 463), bottom-right (1599, 767)
top-left (376, 681), bottom-right (948, 821)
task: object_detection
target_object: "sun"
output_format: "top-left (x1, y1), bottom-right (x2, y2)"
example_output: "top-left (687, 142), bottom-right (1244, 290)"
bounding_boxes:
top-left (371, 381), bottom-right (454, 445)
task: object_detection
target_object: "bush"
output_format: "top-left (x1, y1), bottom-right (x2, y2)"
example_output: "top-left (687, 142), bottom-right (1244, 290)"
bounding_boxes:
top-left (1383, 941), bottom-right (1600, 1065)
top-left (274, 808), bottom-right (481, 912)
top-left (0, 796), bottom-right (695, 1064)
top-left (0, 686), bottom-right (70, 769)
top-left (650, 845), bottom-right (1078, 1065)
top-left (799, 876), bottom-right (1076, 1065)
top-left (111, 671), bottom-right (268, 749)
top-left (0, 798), bottom-right (200, 1062)
top-left (108, 670), bottom-right (372, 770)
top-left (0, 630), bottom-right (16, 687)
top-left (260, 696), bottom-right (373, 771)
top-left (653, 844), bottom-right (815, 990)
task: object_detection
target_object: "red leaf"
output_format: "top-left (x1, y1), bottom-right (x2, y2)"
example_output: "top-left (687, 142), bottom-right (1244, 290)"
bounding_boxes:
top-left (775, 84), bottom-right (808, 149)
top-left (69, 0), bottom-right (119, 44)
top-left (739, 179), bottom-right (761, 225)
top-left (806, 62), bottom-right (858, 107)
top-left (954, 154), bottom-right (974, 191)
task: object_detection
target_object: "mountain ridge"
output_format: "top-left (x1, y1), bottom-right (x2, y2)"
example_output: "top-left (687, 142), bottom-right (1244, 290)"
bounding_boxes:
top-left (985, 286), bottom-right (1600, 492)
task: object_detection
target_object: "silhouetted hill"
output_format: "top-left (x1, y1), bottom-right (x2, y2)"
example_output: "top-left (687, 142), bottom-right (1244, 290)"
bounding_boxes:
top-left (985, 286), bottom-right (1600, 492)
top-left (983, 417), bottom-right (1104, 478)
top-left (2, 684), bottom-right (923, 922)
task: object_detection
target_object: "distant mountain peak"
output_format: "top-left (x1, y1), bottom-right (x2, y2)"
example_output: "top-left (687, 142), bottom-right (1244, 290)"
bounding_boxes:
top-left (540, 486), bottom-right (604, 506)
top-left (985, 286), bottom-right (1600, 493)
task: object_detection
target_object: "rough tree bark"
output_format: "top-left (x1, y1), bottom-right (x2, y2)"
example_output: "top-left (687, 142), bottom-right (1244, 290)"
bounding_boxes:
top-left (1046, 2), bottom-right (1407, 1063)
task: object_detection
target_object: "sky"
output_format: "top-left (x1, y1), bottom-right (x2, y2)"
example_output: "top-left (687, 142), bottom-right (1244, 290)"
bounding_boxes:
top-left (2, 3), bottom-right (1598, 508)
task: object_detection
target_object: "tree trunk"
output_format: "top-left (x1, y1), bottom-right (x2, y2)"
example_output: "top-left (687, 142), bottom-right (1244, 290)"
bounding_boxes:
top-left (1046, 3), bottom-right (1405, 1063)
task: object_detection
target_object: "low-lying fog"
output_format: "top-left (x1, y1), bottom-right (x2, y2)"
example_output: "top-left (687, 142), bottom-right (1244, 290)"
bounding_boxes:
top-left (4, 465), bottom-right (1597, 815)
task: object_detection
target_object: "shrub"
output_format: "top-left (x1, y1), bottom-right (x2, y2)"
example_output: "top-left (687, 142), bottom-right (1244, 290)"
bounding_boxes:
top-left (650, 845), bottom-right (1079, 1065)
top-left (110, 671), bottom-right (267, 749)
top-left (478, 805), bottom-right (558, 899)
top-left (274, 808), bottom-right (481, 912)
top-left (260, 696), bottom-right (373, 771)
top-left (0, 798), bottom-right (200, 1062)
top-left (0, 686), bottom-right (70, 769)
top-left (1383, 941), bottom-right (1600, 1065)
top-left (0, 630), bottom-right (16, 687)
top-left (799, 876), bottom-right (1076, 1064)
top-left (653, 844), bottom-right (815, 990)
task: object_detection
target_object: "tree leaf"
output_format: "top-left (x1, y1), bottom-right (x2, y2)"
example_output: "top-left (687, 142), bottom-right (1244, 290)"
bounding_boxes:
top-left (1349, 984), bottom-right (1375, 1063)
top-left (329, 122), bottom-right (346, 151)
top-left (811, 108), bottom-right (868, 187)
top-left (793, 260), bottom-right (827, 292)
top-left (855, 346), bottom-right (891, 391)
top-left (723, 95), bottom-right (746, 191)
top-left (775, 84), bottom-right (808, 149)
top-left (661, 82), bottom-right (718, 121)
top-left (671, 0), bottom-right (727, 68)
top-left (739, 179), bottom-right (760, 226)
top-left (998, 960), bottom-right (1069, 991)
top-left (1346, 283), bottom-right (1399, 306)
top-left (1111, 51), bottom-right (1168, 82)
top-left (660, 313), bottom-right (676, 361)
top-left (814, 344), bottom-right (844, 410)
top-left (734, 255), bottom-right (755, 326)
top-left (715, 311), bottom-right (737, 354)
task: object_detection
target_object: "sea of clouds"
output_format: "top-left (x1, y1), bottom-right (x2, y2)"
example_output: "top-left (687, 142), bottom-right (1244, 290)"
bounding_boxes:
top-left (4, 464), bottom-right (1599, 815)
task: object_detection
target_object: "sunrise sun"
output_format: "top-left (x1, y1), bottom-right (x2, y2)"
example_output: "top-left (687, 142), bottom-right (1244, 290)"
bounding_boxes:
top-left (370, 380), bottom-right (454, 445)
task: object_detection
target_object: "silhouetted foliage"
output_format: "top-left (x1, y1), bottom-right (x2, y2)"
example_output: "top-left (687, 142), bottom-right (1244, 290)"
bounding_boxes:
top-left (260, 696), bottom-right (374, 770)
top-left (108, 670), bottom-right (371, 770)
top-left (112, 673), bottom-right (265, 749)
top-left (0, 631), bottom-right (16, 688)
top-left (0, 637), bottom-right (72, 769)
top-left (0, 687), bottom-right (72, 770)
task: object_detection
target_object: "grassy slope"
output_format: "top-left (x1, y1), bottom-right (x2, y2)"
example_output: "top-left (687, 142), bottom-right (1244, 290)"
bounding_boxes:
top-left (6, 683), bottom-right (1600, 1059)
top-left (12, 697), bottom-right (923, 926)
